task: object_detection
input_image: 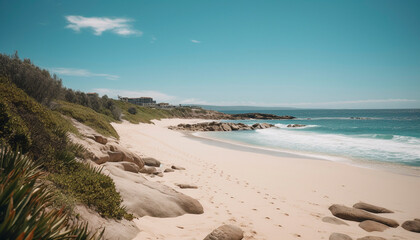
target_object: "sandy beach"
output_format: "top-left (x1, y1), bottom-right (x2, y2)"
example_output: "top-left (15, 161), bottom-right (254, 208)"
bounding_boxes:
top-left (111, 119), bottom-right (420, 240)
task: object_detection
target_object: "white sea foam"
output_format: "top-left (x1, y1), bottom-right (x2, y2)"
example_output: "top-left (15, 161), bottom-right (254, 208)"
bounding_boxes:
top-left (252, 128), bottom-right (420, 165)
top-left (274, 123), bottom-right (318, 129)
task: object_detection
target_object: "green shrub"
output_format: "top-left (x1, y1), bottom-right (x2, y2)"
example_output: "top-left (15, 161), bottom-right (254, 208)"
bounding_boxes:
top-left (0, 78), bottom-right (78, 161)
top-left (0, 145), bottom-right (103, 240)
top-left (55, 100), bottom-right (119, 139)
top-left (49, 162), bottom-right (127, 219)
top-left (127, 107), bottom-right (137, 115)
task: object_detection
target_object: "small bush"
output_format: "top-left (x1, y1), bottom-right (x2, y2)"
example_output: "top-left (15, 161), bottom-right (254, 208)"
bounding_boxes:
top-left (128, 107), bottom-right (137, 115)
top-left (49, 162), bottom-right (127, 219)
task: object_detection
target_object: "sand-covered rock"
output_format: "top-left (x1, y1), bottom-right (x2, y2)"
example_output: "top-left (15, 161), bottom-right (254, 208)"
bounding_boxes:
top-left (203, 224), bottom-right (244, 240)
top-left (103, 162), bottom-right (140, 173)
top-left (359, 220), bottom-right (389, 232)
top-left (104, 164), bottom-right (204, 217)
top-left (329, 204), bottom-right (399, 227)
top-left (402, 219), bottom-right (420, 233)
top-left (67, 118), bottom-right (144, 169)
top-left (139, 166), bottom-right (157, 174)
top-left (142, 157), bottom-right (161, 167)
top-left (329, 233), bottom-right (352, 240)
top-left (357, 237), bottom-right (386, 240)
top-left (93, 135), bottom-right (107, 145)
top-left (176, 183), bottom-right (198, 189)
top-left (164, 168), bottom-right (175, 172)
top-left (322, 216), bottom-right (349, 225)
top-left (353, 202), bottom-right (393, 214)
top-left (172, 165), bottom-right (186, 170)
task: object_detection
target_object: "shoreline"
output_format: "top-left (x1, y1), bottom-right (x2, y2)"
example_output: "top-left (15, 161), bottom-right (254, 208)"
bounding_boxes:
top-left (111, 118), bottom-right (420, 240)
top-left (190, 130), bottom-right (420, 178)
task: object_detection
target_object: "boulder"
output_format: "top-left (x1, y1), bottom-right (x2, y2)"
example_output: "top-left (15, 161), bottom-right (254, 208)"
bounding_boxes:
top-left (220, 123), bottom-right (231, 131)
top-left (108, 151), bottom-right (124, 162)
top-left (203, 225), bottom-right (244, 240)
top-left (172, 165), bottom-right (186, 170)
top-left (353, 202), bottom-right (393, 214)
top-left (139, 166), bottom-right (157, 174)
top-left (356, 237), bottom-right (386, 240)
top-left (104, 162), bottom-right (140, 173)
top-left (103, 164), bottom-right (204, 218)
top-left (329, 233), bottom-right (352, 240)
top-left (94, 135), bottom-right (108, 145)
top-left (175, 184), bottom-right (198, 189)
top-left (402, 219), bottom-right (420, 233)
top-left (287, 124), bottom-right (306, 128)
top-left (143, 157), bottom-right (161, 167)
top-left (328, 204), bottom-right (399, 227)
top-left (358, 220), bottom-right (389, 232)
top-left (322, 216), bottom-right (349, 225)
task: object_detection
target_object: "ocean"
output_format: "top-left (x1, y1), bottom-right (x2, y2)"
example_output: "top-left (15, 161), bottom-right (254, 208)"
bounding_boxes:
top-left (199, 109), bottom-right (420, 167)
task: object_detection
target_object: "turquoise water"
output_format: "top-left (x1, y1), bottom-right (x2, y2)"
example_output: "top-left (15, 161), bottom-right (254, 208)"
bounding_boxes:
top-left (201, 109), bottom-right (420, 167)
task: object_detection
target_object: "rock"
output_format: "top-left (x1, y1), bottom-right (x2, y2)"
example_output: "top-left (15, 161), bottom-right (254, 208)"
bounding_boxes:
top-left (94, 135), bottom-right (107, 145)
top-left (220, 123), bottom-right (231, 131)
top-left (139, 166), bottom-right (157, 174)
top-left (203, 225), bottom-right (244, 240)
top-left (172, 165), bottom-right (186, 170)
top-left (359, 220), bottom-right (389, 232)
top-left (107, 151), bottom-right (124, 162)
top-left (356, 237), bottom-right (386, 240)
top-left (287, 124), bottom-right (306, 128)
top-left (175, 184), bottom-right (198, 189)
top-left (402, 219), bottom-right (420, 233)
top-left (353, 202), bottom-right (393, 214)
top-left (105, 162), bottom-right (140, 173)
top-left (322, 216), bottom-right (349, 225)
top-left (164, 168), bottom-right (175, 172)
top-left (103, 164), bottom-right (204, 218)
top-left (328, 204), bottom-right (399, 228)
top-left (143, 157), bottom-right (161, 167)
top-left (169, 121), bottom-right (274, 132)
top-left (329, 233), bottom-right (352, 240)
top-left (230, 113), bottom-right (295, 120)
top-left (154, 172), bottom-right (163, 177)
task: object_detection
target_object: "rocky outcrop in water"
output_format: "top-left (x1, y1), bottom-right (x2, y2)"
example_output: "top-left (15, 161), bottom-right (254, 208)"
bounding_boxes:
top-left (230, 113), bottom-right (295, 120)
top-left (169, 121), bottom-right (274, 132)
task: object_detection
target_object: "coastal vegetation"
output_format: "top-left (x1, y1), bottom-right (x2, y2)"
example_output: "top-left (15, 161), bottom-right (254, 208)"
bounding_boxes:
top-left (0, 53), bottom-right (133, 237)
top-left (0, 145), bottom-right (103, 239)
top-left (0, 52), bottom-right (235, 237)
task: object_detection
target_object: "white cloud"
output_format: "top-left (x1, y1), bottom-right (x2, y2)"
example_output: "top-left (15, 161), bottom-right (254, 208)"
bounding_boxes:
top-left (191, 39), bottom-right (200, 43)
top-left (93, 88), bottom-right (176, 102)
top-left (50, 67), bottom-right (119, 80)
top-left (65, 15), bottom-right (142, 36)
top-left (150, 35), bottom-right (157, 44)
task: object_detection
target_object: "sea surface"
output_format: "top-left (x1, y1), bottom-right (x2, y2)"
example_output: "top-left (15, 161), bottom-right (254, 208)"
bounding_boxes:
top-left (199, 109), bottom-right (420, 167)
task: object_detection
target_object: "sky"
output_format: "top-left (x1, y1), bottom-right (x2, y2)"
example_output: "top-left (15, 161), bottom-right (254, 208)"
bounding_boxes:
top-left (1, 0), bottom-right (420, 109)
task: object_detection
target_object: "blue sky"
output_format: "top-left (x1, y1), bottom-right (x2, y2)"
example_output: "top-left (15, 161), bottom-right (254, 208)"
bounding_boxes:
top-left (1, 0), bottom-right (419, 108)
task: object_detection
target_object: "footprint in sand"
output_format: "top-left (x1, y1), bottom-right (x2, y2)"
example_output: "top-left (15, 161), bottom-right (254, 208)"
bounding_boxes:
top-left (252, 208), bottom-right (257, 211)
top-left (265, 217), bottom-right (270, 220)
